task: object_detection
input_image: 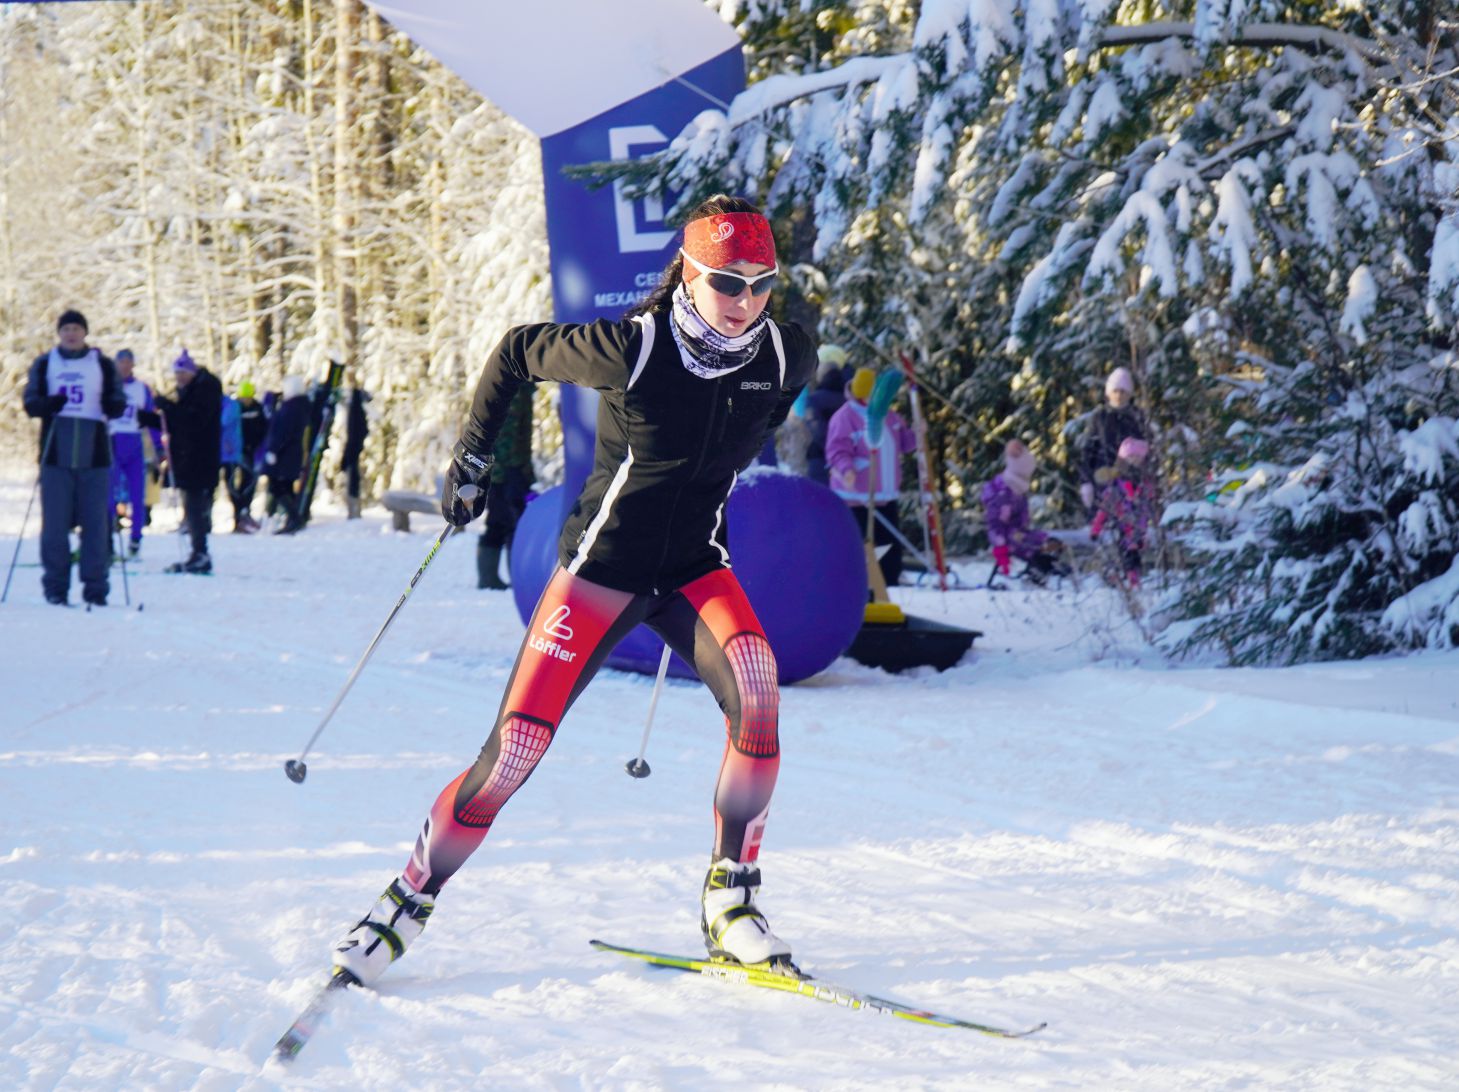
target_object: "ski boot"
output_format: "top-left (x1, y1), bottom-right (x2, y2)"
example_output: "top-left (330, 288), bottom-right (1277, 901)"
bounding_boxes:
top-left (332, 878), bottom-right (434, 986)
top-left (701, 858), bottom-right (795, 972)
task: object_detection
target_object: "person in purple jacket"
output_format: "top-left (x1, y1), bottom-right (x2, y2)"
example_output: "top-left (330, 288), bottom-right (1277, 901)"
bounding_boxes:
top-left (107, 349), bottom-right (159, 557)
top-left (981, 439), bottom-right (1064, 583)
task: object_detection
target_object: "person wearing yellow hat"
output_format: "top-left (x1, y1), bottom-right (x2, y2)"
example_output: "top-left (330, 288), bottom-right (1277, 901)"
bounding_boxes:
top-left (225, 380), bottom-right (268, 532)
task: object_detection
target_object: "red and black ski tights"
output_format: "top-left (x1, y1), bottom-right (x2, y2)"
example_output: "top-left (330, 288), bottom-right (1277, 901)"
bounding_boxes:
top-left (402, 567), bottom-right (780, 896)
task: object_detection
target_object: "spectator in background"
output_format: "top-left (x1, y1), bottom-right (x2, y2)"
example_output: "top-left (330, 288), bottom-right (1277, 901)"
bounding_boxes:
top-left (1079, 366), bottom-right (1147, 516)
top-left (981, 440), bottom-right (1066, 584)
top-left (340, 384), bottom-right (371, 519)
top-left (826, 366), bottom-right (917, 589)
top-left (107, 348), bottom-right (158, 558)
top-left (1091, 436), bottom-right (1157, 587)
top-left (226, 380), bottom-right (268, 533)
top-left (802, 343), bottom-right (849, 485)
top-left (264, 375), bottom-right (310, 535)
top-left (477, 383), bottom-right (534, 590)
top-left (151, 350), bottom-right (222, 574)
top-left (22, 309), bottom-right (126, 606)
top-left (219, 383), bottom-right (247, 533)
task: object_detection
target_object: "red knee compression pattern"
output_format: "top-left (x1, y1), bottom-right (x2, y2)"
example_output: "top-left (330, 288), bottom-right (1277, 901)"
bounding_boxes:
top-left (403, 569), bottom-right (636, 894)
top-left (723, 631), bottom-right (778, 756)
top-left (675, 569), bottom-right (783, 863)
top-left (455, 714), bottom-right (555, 827)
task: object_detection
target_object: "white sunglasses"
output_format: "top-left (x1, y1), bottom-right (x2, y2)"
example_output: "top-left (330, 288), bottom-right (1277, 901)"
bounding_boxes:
top-left (680, 250), bottom-right (780, 298)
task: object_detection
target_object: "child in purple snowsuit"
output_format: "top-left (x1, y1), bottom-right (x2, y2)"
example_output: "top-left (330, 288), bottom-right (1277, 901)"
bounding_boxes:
top-left (1090, 436), bottom-right (1156, 585)
top-left (107, 349), bottom-right (159, 554)
top-left (982, 440), bottom-right (1060, 579)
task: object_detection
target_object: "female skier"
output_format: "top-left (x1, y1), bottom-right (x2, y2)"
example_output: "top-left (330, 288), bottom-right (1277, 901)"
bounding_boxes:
top-left (330, 195), bottom-right (816, 985)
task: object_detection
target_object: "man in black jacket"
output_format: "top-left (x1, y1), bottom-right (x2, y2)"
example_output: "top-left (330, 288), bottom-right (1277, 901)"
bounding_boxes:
top-left (151, 351), bottom-right (222, 573)
top-left (340, 385), bottom-right (370, 519)
top-left (21, 309), bottom-right (126, 605)
top-left (263, 375), bottom-right (310, 534)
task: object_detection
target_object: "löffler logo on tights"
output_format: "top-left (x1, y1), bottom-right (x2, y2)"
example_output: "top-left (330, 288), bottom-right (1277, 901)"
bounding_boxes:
top-left (530, 605), bottom-right (577, 662)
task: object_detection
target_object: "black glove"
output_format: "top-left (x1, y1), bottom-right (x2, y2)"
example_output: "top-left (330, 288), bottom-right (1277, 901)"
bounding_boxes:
top-left (441, 444), bottom-right (492, 526)
top-left (48, 393), bottom-right (69, 414)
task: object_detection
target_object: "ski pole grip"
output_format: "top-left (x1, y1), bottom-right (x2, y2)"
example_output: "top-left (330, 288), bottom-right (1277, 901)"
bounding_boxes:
top-left (456, 483), bottom-right (481, 503)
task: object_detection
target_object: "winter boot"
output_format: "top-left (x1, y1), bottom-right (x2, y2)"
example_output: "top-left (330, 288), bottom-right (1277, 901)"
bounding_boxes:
top-left (332, 878), bottom-right (434, 986)
top-left (176, 551), bottom-right (212, 574)
top-left (477, 541), bottom-right (508, 590)
top-left (701, 858), bottom-right (794, 968)
top-left (346, 495), bottom-right (362, 520)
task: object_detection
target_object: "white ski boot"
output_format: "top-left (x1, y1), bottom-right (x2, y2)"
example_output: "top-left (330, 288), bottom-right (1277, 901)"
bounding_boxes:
top-left (701, 858), bottom-right (794, 969)
top-left (332, 878), bottom-right (434, 986)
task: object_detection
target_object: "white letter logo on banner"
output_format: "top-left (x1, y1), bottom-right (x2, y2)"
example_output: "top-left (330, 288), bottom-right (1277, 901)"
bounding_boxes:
top-left (609, 125), bottom-right (675, 254)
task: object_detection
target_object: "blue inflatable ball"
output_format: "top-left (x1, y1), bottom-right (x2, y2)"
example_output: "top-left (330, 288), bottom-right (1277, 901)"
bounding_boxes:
top-left (509, 472), bottom-right (867, 684)
top-left (508, 485), bottom-right (568, 624)
top-left (716, 469), bottom-right (866, 683)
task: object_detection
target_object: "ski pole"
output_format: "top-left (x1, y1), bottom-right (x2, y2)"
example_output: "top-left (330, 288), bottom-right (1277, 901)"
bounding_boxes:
top-left (284, 497), bottom-right (468, 784)
top-left (112, 521), bottom-right (134, 609)
top-left (2, 420), bottom-right (58, 605)
top-left (625, 643), bottom-right (673, 779)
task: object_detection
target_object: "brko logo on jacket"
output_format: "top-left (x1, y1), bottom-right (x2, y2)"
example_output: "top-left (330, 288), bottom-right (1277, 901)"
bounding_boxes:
top-left (529, 605), bottom-right (577, 662)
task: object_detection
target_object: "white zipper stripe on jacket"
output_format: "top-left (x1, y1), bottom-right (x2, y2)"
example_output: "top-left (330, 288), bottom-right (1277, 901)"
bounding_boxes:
top-left (708, 470), bottom-right (736, 566)
top-left (567, 446), bottom-right (636, 574)
top-left (767, 322), bottom-right (786, 386)
top-left (627, 313), bottom-right (655, 390)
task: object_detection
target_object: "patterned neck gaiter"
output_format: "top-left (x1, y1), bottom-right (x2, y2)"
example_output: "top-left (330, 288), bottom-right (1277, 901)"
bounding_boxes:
top-left (668, 283), bottom-right (771, 379)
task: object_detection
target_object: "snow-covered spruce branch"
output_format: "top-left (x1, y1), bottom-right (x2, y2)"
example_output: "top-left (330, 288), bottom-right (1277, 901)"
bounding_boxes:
top-left (1094, 21), bottom-right (1389, 67)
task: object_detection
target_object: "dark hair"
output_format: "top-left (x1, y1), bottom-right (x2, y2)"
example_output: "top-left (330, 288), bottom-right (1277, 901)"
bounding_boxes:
top-left (625, 194), bottom-right (764, 318)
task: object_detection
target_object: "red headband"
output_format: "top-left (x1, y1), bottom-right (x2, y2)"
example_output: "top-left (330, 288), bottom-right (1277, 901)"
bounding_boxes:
top-left (682, 212), bottom-right (776, 279)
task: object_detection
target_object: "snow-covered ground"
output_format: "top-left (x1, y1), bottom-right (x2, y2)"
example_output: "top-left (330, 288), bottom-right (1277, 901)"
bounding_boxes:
top-left (1, 479), bottom-right (1456, 1090)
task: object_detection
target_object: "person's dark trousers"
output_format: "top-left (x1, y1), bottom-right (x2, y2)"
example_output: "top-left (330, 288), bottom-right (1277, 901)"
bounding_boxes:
top-left (343, 458), bottom-right (362, 500)
top-left (226, 462), bottom-right (258, 521)
top-left (182, 487), bottom-right (215, 557)
top-left (268, 476), bottom-right (302, 532)
top-left (40, 465), bottom-right (111, 601)
top-left (847, 500), bottom-right (905, 588)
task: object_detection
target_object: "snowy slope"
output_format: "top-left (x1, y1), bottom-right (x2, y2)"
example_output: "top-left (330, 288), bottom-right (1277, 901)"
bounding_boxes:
top-left (1, 482), bottom-right (1456, 1090)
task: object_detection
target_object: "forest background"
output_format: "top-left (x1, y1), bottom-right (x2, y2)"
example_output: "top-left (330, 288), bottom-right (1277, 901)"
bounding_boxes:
top-left (1, 0), bottom-right (1457, 667)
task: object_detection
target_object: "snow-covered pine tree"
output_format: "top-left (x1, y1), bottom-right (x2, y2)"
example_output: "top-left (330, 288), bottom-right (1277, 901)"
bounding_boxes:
top-left (632, 0), bottom-right (1459, 661)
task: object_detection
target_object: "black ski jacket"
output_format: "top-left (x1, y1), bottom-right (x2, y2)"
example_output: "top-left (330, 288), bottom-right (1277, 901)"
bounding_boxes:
top-left (265, 395), bottom-right (311, 481)
top-left (155, 369), bottom-right (223, 490)
top-left (22, 347), bottom-right (125, 468)
top-left (1079, 403), bottom-right (1148, 487)
top-left (459, 310), bottom-right (816, 595)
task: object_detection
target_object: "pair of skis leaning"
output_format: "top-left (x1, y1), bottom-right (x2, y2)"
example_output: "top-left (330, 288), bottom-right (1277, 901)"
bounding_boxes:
top-left (271, 941), bottom-right (1045, 1064)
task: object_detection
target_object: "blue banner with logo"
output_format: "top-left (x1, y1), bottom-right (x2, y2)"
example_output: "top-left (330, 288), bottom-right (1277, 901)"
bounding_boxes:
top-left (540, 46), bottom-right (743, 325)
top-left (540, 45), bottom-right (743, 501)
